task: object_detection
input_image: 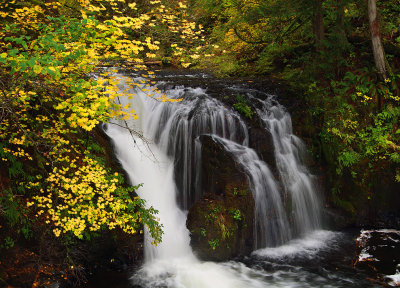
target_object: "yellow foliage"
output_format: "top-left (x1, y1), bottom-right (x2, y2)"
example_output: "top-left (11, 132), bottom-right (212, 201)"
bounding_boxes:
top-left (0, 0), bottom-right (207, 243)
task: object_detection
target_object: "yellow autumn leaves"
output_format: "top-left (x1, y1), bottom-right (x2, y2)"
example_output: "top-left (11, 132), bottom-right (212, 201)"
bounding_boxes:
top-left (0, 0), bottom-right (167, 242)
top-left (31, 156), bottom-right (145, 239)
top-left (0, 0), bottom-right (207, 243)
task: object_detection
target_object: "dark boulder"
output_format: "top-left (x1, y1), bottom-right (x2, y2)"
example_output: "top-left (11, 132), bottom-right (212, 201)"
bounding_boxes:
top-left (186, 135), bottom-right (254, 261)
top-left (355, 229), bottom-right (400, 286)
top-left (248, 125), bottom-right (276, 174)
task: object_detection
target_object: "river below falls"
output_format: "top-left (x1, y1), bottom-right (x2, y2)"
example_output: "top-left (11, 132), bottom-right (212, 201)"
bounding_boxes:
top-left (86, 229), bottom-right (386, 287)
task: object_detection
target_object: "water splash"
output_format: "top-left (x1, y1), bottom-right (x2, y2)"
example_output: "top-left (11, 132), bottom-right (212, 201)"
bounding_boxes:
top-left (252, 230), bottom-right (341, 259)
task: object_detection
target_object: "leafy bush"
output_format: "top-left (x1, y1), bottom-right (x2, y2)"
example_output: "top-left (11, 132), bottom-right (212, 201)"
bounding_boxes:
top-left (233, 95), bottom-right (254, 119)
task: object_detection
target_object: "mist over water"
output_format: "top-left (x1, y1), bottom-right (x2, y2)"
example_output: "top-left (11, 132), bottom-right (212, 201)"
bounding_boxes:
top-left (104, 73), bottom-right (379, 288)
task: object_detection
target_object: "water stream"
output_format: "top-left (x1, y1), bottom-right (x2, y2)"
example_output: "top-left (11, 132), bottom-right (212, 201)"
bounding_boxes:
top-left (103, 71), bottom-right (382, 287)
top-left (256, 97), bottom-right (322, 236)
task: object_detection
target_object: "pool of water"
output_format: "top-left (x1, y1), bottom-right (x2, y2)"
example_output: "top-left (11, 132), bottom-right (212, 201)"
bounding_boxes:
top-left (87, 229), bottom-right (385, 288)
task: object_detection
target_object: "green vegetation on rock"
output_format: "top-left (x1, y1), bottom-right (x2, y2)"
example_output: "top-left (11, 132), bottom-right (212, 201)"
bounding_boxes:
top-left (233, 95), bottom-right (255, 119)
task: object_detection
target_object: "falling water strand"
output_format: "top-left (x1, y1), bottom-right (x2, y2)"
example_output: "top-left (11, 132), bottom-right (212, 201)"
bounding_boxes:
top-left (212, 136), bottom-right (291, 248)
top-left (256, 97), bottom-right (322, 236)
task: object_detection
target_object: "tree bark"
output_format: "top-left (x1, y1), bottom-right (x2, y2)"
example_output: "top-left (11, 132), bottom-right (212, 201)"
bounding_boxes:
top-left (367, 0), bottom-right (387, 79)
top-left (312, 0), bottom-right (325, 50)
top-left (336, 0), bottom-right (346, 42)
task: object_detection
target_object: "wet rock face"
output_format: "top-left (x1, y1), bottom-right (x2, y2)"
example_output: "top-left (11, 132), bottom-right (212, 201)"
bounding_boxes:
top-left (186, 136), bottom-right (254, 261)
top-left (198, 135), bottom-right (247, 197)
top-left (355, 229), bottom-right (400, 286)
top-left (248, 125), bottom-right (276, 174)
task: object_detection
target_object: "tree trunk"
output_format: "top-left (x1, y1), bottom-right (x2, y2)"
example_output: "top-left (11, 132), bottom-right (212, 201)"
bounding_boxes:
top-left (336, 0), bottom-right (346, 42)
top-left (313, 0), bottom-right (325, 50)
top-left (367, 0), bottom-right (387, 79)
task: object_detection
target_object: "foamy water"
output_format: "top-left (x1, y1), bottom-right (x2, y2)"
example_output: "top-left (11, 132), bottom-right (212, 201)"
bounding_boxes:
top-left (252, 230), bottom-right (341, 259)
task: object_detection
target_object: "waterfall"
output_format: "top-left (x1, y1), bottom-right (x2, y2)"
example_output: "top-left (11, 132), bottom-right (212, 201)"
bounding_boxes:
top-left (256, 98), bottom-right (322, 236)
top-left (105, 79), bottom-right (193, 262)
top-left (105, 73), bottom-right (324, 287)
top-left (105, 76), bottom-right (259, 287)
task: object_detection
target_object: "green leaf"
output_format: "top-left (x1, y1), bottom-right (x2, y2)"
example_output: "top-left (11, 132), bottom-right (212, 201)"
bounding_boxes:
top-left (19, 62), bottom-right (27, 72)
top-left (46, 67), bottom-right (56, 76)
top-left (9, 49), bottom-right (19, 57)
top-left (33, 65), bottom-right (42, 74)
top-left (0, 53), bottom-right (7, 64)
top-left (27, 58), bottom-right (36, 68)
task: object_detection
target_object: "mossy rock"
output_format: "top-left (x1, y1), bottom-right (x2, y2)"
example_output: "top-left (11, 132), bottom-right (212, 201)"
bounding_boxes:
top-left (186, 136), bottom-right (254, 261)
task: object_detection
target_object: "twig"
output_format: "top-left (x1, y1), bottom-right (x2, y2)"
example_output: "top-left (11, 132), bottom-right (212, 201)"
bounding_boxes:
top-left (114, 96), bottom-right (159, 163)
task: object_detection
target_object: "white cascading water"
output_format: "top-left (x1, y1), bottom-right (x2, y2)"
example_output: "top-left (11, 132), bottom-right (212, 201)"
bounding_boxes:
top-left (256, 97), bottom-right (322, 236)
top-left (105, 73), bottom-right (332, 287)
top-left (144, 87), bottom-right (248, 210)
top-left (211, 136), bottom-right (291, 248)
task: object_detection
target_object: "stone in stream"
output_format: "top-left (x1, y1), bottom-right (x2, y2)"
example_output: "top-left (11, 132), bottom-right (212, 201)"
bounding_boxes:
top-left (355, 229), bottom-right (400, 286)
